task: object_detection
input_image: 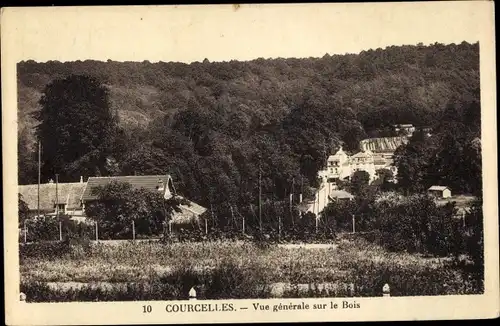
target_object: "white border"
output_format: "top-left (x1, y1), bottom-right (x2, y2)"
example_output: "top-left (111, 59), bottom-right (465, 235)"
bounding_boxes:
top-left (2, 2), bottom-right (498, 324)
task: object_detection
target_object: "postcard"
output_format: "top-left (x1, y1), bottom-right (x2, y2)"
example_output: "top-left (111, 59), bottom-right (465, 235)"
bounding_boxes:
top-left (2, 2), bottom-right (498, 325)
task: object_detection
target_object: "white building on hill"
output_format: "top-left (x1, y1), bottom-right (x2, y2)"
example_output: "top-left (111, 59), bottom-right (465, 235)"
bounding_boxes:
top-left (322, 146), bottom-right (397, 184)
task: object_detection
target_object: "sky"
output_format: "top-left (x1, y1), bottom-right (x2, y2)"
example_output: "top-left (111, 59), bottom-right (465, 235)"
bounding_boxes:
top-left (1, 2), bottom-right (490, 63)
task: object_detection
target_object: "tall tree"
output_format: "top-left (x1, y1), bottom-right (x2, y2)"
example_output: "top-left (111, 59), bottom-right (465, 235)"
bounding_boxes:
top-left (35, 75), bottom-right (118, 182)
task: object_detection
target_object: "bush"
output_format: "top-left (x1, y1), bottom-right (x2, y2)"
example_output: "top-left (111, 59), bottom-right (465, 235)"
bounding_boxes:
top-left (19, 241), bottom-right (72, 260)
top-left (204, 259), bottom-right (271, 299)
top-left (374, 194), bottom-right (461, 256)
top-left (23, 215), bottom-right (95, 242)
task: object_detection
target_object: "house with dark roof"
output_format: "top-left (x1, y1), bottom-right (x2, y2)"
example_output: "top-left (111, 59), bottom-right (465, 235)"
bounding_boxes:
top-left (81, 175), bottom-right (207, 225)
top-left (19, 174), bottom-right (207, 226)
top-left (18, 180), bottom-right (87, 220)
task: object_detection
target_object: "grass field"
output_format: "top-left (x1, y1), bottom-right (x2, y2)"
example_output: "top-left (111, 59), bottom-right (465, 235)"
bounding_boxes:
top-left (19, 235), bottom-right (481, 301)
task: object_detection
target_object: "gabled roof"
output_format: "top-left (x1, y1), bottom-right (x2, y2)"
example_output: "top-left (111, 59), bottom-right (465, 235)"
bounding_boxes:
top-left (328, 146), bottom-right (348, 160)
top-left (428, 185), bottom-right (451, 192)
top-left (18, 182), bottom-right (87, 211)
top-left (351, 150), bottom-right (373, 159)
top-left (177, 195), bottom-right (207, 216)
top-left (359, 136), bottom-right (409, 153)
top-left (81, 175), bottom-right (172, 202)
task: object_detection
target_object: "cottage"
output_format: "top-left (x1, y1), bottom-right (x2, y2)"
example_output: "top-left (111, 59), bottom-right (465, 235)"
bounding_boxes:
top-left (18, 179), bottom-right (87, 221)
top-left (428, 186), bottom-right (452, 199)
top-left (81, 175), bottom-right (207, 224)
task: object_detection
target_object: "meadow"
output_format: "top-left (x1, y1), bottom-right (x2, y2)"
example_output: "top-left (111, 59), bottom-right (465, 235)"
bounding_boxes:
top-left (19, 235), bottom-right (481, 302)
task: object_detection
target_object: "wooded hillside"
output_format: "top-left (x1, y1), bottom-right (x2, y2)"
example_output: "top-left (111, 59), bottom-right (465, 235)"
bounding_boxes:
top-left (17, 42), bottom-right (481, 212)
top-left (18, 41), bottom-right (479, 147)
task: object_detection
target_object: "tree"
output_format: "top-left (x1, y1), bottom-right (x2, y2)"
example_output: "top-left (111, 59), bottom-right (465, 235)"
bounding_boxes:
top-left (84, 181), bottom-right (184, 239)
top-left (35, 75), bottom-right (118, 182)
top-left (18, 194), bottom-right (30, 227)
top-left (374, 168), bottom-right (395, 191)
top-left (18, 128), bottom-right (37, 185)
top-left (393, 130), bottom-right (436, 194)
top-left (464, 198), bottom-right (484, 291)
top-left (350, 170), bottom-right (370, 196)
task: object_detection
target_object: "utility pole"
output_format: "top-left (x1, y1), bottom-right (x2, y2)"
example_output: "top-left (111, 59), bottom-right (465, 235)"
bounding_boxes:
top-left (56, 174), bottom-right (62, 241)
top-left (230, 204), bottom-right (236, 229)
top-left (37, 141), bottom-right (41, 218)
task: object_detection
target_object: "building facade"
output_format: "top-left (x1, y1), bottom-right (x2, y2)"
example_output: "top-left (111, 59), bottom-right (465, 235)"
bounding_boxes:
top-left (322, 146), bottom-right (396, 184)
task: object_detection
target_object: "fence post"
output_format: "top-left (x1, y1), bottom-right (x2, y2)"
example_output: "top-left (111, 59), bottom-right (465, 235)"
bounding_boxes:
top-left (189, 287), bottom-right (197, 300)
top-left (20, 292), bottom-right (26, 302)
top-left (95, 221), bottom-right (99, 242)
top-left (132, 220), bottom-right (136, 240)
top-left (382, 283), bottom-right (390, 297)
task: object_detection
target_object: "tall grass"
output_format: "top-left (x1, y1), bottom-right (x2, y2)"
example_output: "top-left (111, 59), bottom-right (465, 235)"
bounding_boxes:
top-left (20, 237), bottom-right (482, 302)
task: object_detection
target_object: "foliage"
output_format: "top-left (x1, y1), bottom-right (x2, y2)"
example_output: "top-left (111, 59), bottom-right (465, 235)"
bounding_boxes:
top-left (350, 170), bottom-right (371, 196)
top-left (20, 237), bottom-right (482, 302)
top-left (84, 181), bottom-right (183, 239)
top-left (21, 215), bottom-right (95, 243)
top-left (393, 95), bottom-right (481, 195)
top-left (373, 194), bottom-right (462, 256)
top-left (34, 75), bottom-right (119, 182)
top-left (18, 194), bottom-right (30, 226)
top-left (462, 198), bottom-right (484, 291)
top-left (17, 42), bottom-right (482, 239)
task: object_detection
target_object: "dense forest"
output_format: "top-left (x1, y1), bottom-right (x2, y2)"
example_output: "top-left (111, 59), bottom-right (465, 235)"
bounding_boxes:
top-left (17, 42), bottom-right (481, 221)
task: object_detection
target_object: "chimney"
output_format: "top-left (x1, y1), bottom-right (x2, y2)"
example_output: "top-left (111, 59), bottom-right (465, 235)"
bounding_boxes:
top-left (80, 176), bottom-right (84, 183)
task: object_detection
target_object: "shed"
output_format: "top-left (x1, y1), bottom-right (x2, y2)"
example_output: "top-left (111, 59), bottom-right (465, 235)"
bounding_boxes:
top-left (427, 186), bottom-right (452, 198)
